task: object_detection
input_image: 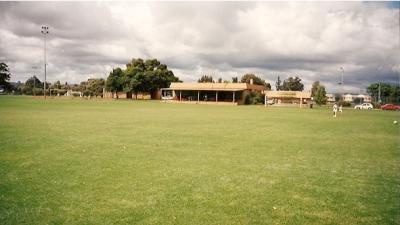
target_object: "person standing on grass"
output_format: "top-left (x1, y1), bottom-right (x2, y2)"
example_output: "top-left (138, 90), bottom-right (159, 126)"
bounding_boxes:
top-left (339, 104), bottom-right (343, 114)
top-left (333, 103), bottom-right (338, 117)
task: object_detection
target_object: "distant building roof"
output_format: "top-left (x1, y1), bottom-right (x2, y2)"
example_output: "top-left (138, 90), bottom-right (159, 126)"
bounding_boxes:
top-left (343, 94), bottom-right (371, 98)
top-left (263, 91), bottom-right (311, 98)
top-left (10, 82), bottom-right (22, 88)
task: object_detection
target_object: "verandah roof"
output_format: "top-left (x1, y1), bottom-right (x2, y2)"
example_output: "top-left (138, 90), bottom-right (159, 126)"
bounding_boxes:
top-left (160, 88), bottom-right (244, 91)
top-left (161, 82), bottom-right (265, 92)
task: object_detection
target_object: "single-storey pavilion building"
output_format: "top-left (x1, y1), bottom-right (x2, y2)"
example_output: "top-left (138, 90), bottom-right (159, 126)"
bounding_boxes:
top-left (342, 94), bottom-right (372, 103)
top-left (160, 82), bottom-right (265, 105)
top-left (263, 90), bottom-right (312, 107)
top-left (326, 93), bottom-right (336, 103)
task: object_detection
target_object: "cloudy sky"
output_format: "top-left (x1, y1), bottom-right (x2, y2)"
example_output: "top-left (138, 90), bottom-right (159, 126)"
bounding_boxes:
top-left (0, 1), bottom-right (399, 92)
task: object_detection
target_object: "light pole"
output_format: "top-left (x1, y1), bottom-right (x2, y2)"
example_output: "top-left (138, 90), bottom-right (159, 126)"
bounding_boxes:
top-left (41, 26), bottom-right (49, 99)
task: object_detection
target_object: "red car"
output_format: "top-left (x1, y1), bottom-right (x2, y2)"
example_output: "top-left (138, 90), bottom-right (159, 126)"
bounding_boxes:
top-left (381, 104), bottom-right (400, 111)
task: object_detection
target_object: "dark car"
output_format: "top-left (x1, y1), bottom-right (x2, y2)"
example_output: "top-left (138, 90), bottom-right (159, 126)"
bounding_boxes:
top-left (381, 104), bottom-right (400, 111)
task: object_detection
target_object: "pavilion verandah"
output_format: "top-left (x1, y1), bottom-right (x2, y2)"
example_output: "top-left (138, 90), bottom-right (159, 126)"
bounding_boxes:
top-left (161, 89), bottom-right (243, 104)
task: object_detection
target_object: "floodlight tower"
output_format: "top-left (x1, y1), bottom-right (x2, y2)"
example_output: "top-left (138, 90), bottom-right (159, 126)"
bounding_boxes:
top-left (41, 26), bottom-right (49, 99)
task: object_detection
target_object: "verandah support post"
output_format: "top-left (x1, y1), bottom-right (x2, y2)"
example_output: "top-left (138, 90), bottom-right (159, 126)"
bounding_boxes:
top-left (197, 91), bottom-right (200, 103)
top-left (233, 91), bottom-right (235, 103)
top-left (180, 91), bottom-right (182, 102)
top-left (264, 94), bottom-right (267, 107)
top-left (216, 91), bottom-right (218, 103)
top-left (300, 97), bottom-right (302, 108)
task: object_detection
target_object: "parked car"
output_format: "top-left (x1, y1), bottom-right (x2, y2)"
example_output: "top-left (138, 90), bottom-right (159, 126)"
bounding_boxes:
top-left (380, 104), bottom-right (400, 111)
top-left (354, 103), bottom-right (373, 110)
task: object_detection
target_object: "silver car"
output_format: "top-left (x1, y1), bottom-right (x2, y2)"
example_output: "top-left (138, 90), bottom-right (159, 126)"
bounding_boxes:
top-left (354, 103), bottom-right (373, 110)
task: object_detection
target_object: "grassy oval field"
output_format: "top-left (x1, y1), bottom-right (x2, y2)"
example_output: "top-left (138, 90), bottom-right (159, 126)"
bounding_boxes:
top-left (0, 96), bottom-right (399, 224)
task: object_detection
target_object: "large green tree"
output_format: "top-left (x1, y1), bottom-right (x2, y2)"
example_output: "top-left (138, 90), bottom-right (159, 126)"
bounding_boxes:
top-left (107, 58), bottom-right (179, 99)
top-left (123, 60), bottom-right (144, 95)
top-left (23, 76), bottom-right (44, 95)
top-left (105, 68), bottom-right (124, 95)
top-left (71, 84), bottom-right (80, 92)
top-left (241, 73), bottom-right (263, 85)
top-left (87, 79), bottom-right (105, 97)
top-left (0, 62), bottom-right (11, 91)
top-left (127, 58), bottom-right (178, 98)
top-left (314, 85), bottom-right (327, 105)
top-left (78, 79), bottom-right (105, 97)
top-left (275, 76), bottom-right (283, 91)
top-left (282, 76), bottom-right (304, 91)
top-left (149, 62), bottom-right (179, 95)
top-left (61, 82), bottom-right (70, 91)
top-left (311, 81), bottom-right (320, 97)
top-left (241, 73), bottom-right (271, 90)
top-left (25, 76), bottom-right (42, 89)
top-left (51, 80), bottom-right (62, 89)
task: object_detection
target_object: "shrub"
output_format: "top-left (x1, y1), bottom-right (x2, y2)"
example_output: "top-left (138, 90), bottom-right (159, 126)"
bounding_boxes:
top-left (338, 100), bottom-right (351, 107)
top-left (57, 90), bottom-right (66, 96)
top-left (12, 89), bottom-right (22, 95)
top-left (22, 87), bottom-right (32, 95)
top-left (34, 88), bottom-right (43, 95)
top-left (50, 89), bottom-right (58, 96)
top-left (371, 102), bottom-right (381, 109)
top-left (245, 92), bottom-right (263, 105)
top-left (83, 90), bottom-right (93, 97)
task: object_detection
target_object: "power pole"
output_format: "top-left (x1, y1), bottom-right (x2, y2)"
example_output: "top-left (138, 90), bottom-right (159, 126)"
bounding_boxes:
top-left (32, 66), bottom-right (37, 96)
top-left (41, 26), bottom-right (49, 99)
top-left (340, 67), bottom-right (344, 98)
top-left (378, 82), bottom-right (381, 103)
top-left (338, 67), bottom-right (344, 101)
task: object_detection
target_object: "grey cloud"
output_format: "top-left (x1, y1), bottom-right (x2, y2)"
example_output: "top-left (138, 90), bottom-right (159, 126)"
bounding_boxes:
top-left (0, 1), bottom-right (398, 93)
top-left (1, 2), bottom-right (127, 41)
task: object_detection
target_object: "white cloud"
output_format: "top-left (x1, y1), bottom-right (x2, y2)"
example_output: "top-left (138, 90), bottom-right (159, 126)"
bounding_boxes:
top-left (0, 2), bottom-right (398, 93)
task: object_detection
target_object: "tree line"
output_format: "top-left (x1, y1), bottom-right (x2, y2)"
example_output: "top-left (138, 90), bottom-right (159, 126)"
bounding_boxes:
top-left (2, 60), bottom-right (398, 104)
top-left (197, 74), bottom-right (273, 90)
top-left (0, 60), bottom-right (311, 101)
top-left (197, 74), bottom-right (308, 92)
top-left (367, 83), bottom-right (400, 104)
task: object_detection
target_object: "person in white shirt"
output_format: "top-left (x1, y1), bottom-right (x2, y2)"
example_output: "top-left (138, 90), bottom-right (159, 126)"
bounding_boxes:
top-left (333, 103), bottom-right (338, 117)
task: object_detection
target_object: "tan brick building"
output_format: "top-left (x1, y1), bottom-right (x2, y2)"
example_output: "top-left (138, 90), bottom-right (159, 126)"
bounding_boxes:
top-left (263, 91), bottom-right (312, 107)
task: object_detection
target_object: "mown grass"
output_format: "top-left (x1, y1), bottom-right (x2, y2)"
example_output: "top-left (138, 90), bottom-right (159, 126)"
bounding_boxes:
top-left (0, 95), bottom-right (399, 224)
